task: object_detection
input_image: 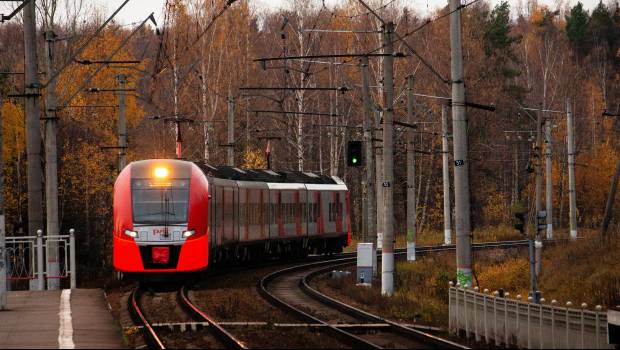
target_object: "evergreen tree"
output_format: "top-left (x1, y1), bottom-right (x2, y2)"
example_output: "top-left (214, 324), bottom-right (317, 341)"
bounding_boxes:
top-left (565, 2), bottom-right (590, 55)
top-left (484, 1), bottom-right (514, 56)
top-left (483, 1), bottom-right (523, 97)
top-left (589, 1), bottom-right (617, 51)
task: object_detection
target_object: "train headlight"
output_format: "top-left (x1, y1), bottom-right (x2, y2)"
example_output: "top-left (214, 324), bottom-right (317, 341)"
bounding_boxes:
top-left (154, 167), bottom-right (169, 178)
top-left (124, 229), bottom-right (138, 238)
top-left (183, 230), bottom-right (195, 238)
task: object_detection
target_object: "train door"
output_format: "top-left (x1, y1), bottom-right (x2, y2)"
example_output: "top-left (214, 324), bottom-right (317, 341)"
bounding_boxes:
top-left (334, 192), bottom-right (343, 234)
top-left (317, 191), bottom-right (324, 235)
top-left (261, 189), bottom-right (268, 240)
top-left (239, 187), bottom-right (248, 242)
top-left (281, 190), bottom-right (294, 238)
top-left (296, 190), bottom-right (303, 237)
top-left (223, 186), bottom-right (234, 244)
top-left (300, 189), bottom-right (308, 238)
top-left (306, 190), bottom-right (317, 236)
top-left (277, 191), bottom-right (284, 237)
top-left (268, 189), bottom-right (278, 240)
top-left (216, 185), bottom-right (224, 247)
top-left (322, 191), bottom-right (335, 235)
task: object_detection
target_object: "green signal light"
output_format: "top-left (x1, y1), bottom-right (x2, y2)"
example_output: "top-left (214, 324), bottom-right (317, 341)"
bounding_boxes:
top-left (352, 158), bottom-right (358, 164)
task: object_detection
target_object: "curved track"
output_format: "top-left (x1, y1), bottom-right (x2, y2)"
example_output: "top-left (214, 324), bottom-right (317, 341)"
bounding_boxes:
top-left (126, 239), bottom-right (557, 349)
top-left (260, 257), bottom-right (464, 349)
top-left (128, 285), bottom-right (247, 349)
top-left (258, 239), bottom-right (547, 349)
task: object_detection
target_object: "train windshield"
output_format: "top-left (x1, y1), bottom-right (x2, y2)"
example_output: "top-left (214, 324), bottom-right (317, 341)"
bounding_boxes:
top-left (131, 179), bottom-right (190, 225)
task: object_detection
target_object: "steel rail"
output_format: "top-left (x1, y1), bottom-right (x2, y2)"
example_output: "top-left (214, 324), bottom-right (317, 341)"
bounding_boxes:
top-left (260, 256), bottom-right (463, 349)
top-left (128, 287), bottom-right (166, 350)
top-left (258, 239), bottom-right (565, 349)
top-left (301, 260), bottom-right (467, 349)
top-left (258, 257), bottom-right (382, 349)
top-left (178, 286), bottom-right (247, 349)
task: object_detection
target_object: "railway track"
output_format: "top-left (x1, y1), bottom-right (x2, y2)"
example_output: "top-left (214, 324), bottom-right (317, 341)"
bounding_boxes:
top-left (260, 257), bottom-right (465, 349)
top-left (125, 238), bottom-right (562, 349)
top-left (128, 285), bottom-right (247, 349)
top-left (258, 239), bottom-right (549, 349)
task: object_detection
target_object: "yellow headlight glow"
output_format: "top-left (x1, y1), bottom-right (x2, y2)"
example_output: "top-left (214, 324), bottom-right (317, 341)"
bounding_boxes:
top-left (154, 167), bottom-right (169, 178)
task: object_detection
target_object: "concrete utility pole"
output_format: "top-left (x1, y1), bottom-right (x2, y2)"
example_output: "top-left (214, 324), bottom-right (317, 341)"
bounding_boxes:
top-left (24, 0), bottom-right (44, 244)
top-left (535, 110), bottom-right (543, 276)
top-left (227, 95), bottom-right (235, 167)
top-left (381, 22), bottom-right (395, 296)
top-left (545, 118), bottom-right (553, 239)
top-left (360, 57), bottom-right (376, 248)
top-left (375, 108), bottom-right (384, 255)
top-left (566, 100), bottom-right (577, 240)
top-left (44, 30), bottom-right (60, 290)
top-left (0, 93), bottom-right (6, 309)
top-left (441, 104), bottom-right (452, 245)
top-left (406, 76), bottom-right (417, 261)
top-left (117, 74), bottom-right (127, 172)
top-left (449, 0), bottom-right (473, 287)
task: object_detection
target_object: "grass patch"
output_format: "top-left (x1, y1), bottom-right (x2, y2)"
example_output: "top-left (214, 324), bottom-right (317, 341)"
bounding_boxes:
top-left (334, 228), bottom-right (619, 328)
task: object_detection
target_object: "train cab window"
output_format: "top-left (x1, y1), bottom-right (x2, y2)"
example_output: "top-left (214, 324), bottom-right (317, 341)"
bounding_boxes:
top-left (131, 179), bottom-right (190, 225)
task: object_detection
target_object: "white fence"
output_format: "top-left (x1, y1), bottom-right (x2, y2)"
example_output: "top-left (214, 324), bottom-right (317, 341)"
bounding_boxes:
top-left (449, 286), bottom-right (613, 349)
top-left (5, 229), bottom-right (76, 290)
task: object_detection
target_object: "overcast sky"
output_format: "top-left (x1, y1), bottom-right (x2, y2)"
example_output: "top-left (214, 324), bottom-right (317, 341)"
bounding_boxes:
top-left (90, 0), bottom-right (606, 27)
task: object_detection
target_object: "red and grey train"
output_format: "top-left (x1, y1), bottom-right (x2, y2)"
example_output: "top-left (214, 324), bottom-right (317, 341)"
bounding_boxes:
top-left (113, 159), bottom-right (351, 275)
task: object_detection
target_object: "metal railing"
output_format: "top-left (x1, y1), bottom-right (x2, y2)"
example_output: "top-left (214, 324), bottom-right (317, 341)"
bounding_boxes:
top-left (5, 229), bottom-right (76, 290)
top-left (448, 285), bottom-right (613, 349)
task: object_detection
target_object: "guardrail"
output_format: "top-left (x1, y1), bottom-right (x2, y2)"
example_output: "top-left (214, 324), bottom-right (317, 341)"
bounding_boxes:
top-left (448, 285), bottom-right (612, 349)
top-left (5, 229), bottom-right (76, 290)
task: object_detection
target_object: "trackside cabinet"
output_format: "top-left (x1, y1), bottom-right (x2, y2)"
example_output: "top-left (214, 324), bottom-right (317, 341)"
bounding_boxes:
top-left (357, 243), bottom-right (373, 285)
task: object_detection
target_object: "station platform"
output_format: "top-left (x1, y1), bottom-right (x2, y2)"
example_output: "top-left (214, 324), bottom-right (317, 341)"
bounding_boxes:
top-left (0, 289), bottom-right (124, 349)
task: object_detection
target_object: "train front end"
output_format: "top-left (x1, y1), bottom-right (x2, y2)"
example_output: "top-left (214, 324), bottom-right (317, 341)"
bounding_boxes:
top-left (113, 159), bottom-right (209, 275)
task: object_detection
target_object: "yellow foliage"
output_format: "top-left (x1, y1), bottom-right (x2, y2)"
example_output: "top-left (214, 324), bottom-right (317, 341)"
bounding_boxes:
top-left (476, 258), bottom-right (530, 294)
top-left (242, 148), bottom-right (267, 169)
top-left (1, 101), bottom-right (25, 160)
top-left (482, 191), bottom-right (511, 225)
top-left (530, 5), bottom-right (551, 25)
top-left (576, 143), bottom-right (618, 226)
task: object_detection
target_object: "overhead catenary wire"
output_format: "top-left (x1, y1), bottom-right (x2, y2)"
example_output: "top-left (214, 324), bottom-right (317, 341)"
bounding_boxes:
top-left (321, 0), bottom-right (398, 19)
top-left (366, 0), bottom-right (482, 55)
